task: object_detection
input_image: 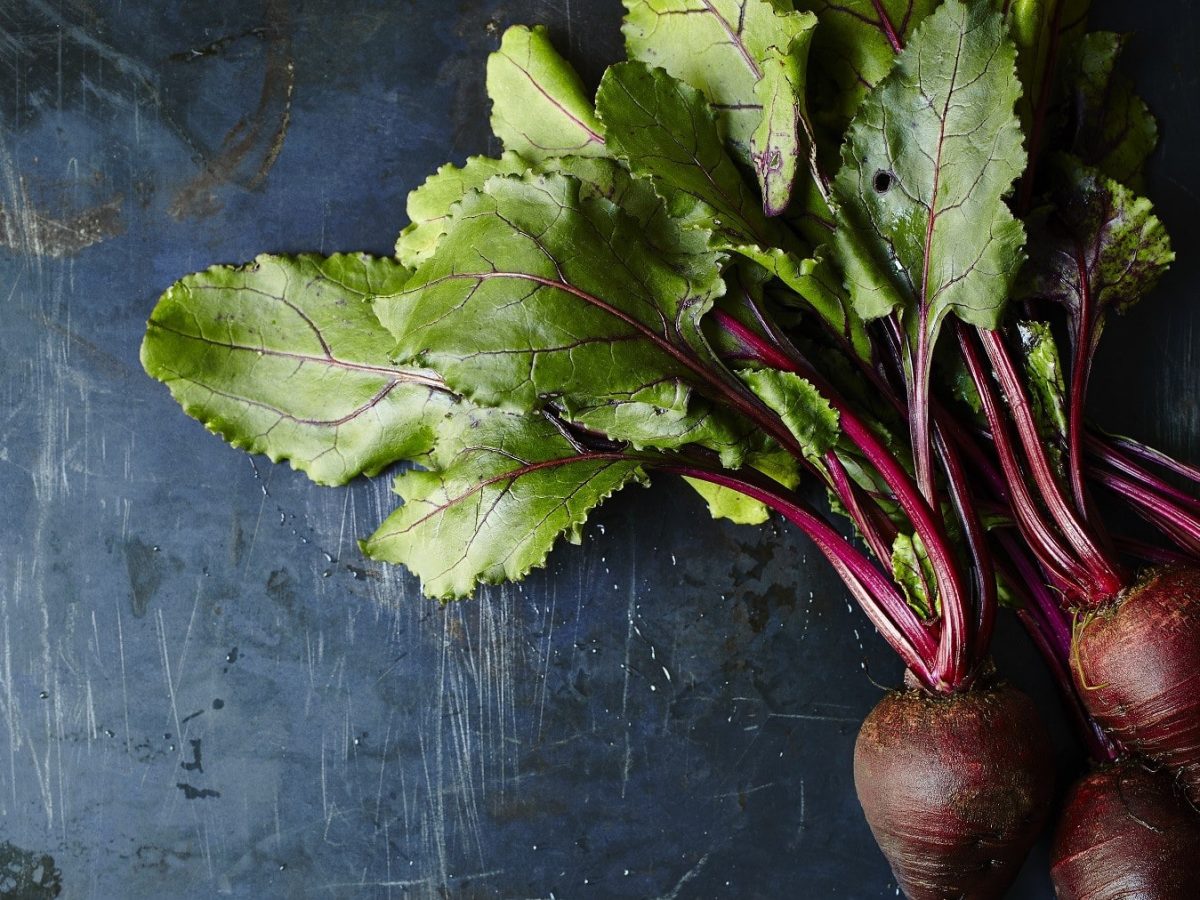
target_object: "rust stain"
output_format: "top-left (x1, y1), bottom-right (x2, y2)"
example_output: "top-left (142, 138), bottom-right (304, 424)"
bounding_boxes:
top-left (169, 0), bottom-right (295, 220)
top-left (0, 192), bottom-right (124, 258)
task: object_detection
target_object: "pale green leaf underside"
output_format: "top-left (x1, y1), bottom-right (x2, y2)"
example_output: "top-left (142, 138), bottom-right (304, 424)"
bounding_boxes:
top-left (685, 440), bottom-right (800, 525)
top-left (686, 478), bottom-right (770, 525)
top-left (376, 173), bottom-right (741, 460)
top-left (363, 406), bottom-right (647, 599)
top-left (891, 531), bottom-right (938, 618)
top-left (487, 25), bottom-right (608, 162)
top-left (833, 0), bottom-right (1026, 332)
top-left (741, 368), bottom-right (839, 459)
top-left (621, 0), bottom-right (816, 163)
top-left (1015, 320), bottom-right (1068, 454)
top-left (532, 155), bottom-right (714, 270)
top-left (141, 253), bottom-right (452, 486)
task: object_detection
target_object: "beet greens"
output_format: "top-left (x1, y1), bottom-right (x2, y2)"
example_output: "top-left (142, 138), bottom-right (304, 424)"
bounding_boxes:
top-left (142, 0), bottom-right (1200, 896)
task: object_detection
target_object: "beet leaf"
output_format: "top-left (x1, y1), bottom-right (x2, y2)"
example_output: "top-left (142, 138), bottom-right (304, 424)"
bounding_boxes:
top-left (141, 253), bottom-right (452, 486)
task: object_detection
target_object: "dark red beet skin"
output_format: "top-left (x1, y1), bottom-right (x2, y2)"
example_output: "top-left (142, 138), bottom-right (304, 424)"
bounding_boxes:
top-left (1072, 565), bottom-right (1200, 805)
top-left (854, 680), bottom-right (1053, 900)
top-left (1051, 760), bottom-right (1200, 900)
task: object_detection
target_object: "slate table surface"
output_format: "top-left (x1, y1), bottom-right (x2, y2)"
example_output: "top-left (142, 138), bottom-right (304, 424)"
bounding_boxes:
top-left (0, 2), bottom-right (1196, 898)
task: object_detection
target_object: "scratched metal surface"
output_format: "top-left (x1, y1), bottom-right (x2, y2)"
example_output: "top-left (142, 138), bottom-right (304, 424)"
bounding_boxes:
top-left (0, 1), bottom-right (1194, 898)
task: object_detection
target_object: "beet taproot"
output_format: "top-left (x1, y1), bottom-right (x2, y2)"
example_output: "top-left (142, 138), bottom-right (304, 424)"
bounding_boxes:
top-left (1072, 565), bottom-right (1200, 805)
top-left (853, 679), bottom-right (1053, 900)
top-left (1051, 759), bottom-right (1200, 900)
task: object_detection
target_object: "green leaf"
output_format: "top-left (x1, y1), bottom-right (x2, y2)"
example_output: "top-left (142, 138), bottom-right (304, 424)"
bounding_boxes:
top-left (685, 442), bottom-right (800, 525)
top-left (487, 25), bottom-right (608, 162)
top-left (141, 253), bottom-right (453, 486)
top-left (1021, 156), bottom-right (1173, 354)
top-left (892, 531), bottom-right (938, 618)
top-left (751, 32), bottom-right (818, 215)
top-left (740, 369), bottom-right (839, 460)
top-left (1016, 320), bottom-right (1069, 448)
top-left (685, 478), bottom-right (772, 525)
top-left (795, 0), bottom-right (938, 129)
top-left (597, 61), bottom-right (778, 248)
top-left (1008, 0), bottom-right (1094, 130)
top-left (757, 249), bottom-right (873, 359)
top-left (532, 155), bottom-right (714, 268)
top-left (363, 406), bottom-right (647, 599)
top-left (1006, 0), bottom-right (1090, 138)
top-left (597, 61), bottom-right (867, 355)
top-left (395, 152), bottom-right (528, 267)
top-left (375, 173), bottom-right (748, 462)
top-left (1066, 32), bottom-right (1157, 190)
top-left (832, 1), bottom-right (1026, 336)
top-left (621, 0), bottom-right (817, 162)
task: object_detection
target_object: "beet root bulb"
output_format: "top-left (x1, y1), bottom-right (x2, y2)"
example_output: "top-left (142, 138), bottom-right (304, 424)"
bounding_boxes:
top-left (1051, 759), bottom-right (1200, 900)
top-left (853, 680), bottom-right (1054, 900)
top-left (1072, 565), bottom-right (1200, 804)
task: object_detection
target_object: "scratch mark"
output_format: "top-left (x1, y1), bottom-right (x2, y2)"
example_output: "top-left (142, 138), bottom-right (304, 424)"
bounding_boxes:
top-left (321, 869), bottom-right (503, 889)
top-left (155, 609), bottom-right (183, 755)
top-left (656, 852), bottom-right (710, 900)
top-left (620, 541), bottom-right (637, 799)
top-left (115, 604), bottom-right (131, 757)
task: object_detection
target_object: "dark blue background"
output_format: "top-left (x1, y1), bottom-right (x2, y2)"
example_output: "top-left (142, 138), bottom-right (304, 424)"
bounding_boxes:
top-left (0, 2), bottom-right (1194, 897)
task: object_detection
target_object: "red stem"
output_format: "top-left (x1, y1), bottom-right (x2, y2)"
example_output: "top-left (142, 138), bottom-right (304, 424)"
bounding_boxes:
top-left (869, 0), bottom-right (904, 52)
top-left (1087, 434), bottom-right (1200, 515)
top-left (1088, 468), bottom-right (1200, 556)
top-left (958, 327), bottom-right (1095, 591)
top-left (1066, 249), bottom-right (1095, 522)
top-left (1113, 537), bottom-right (1199, 567)
top-left (659, 463), bottom-right (940, 686)
top-left (976, 327), bottom-right (1127, 601)
top-left (994, 533), bottom-right (1119, 762)
top-left (712, 308), bottom-right (973, 687)
top-left (934, 422), bottom-right (992, 665)
top-left (1104, 433), bottom-right (1200, 484)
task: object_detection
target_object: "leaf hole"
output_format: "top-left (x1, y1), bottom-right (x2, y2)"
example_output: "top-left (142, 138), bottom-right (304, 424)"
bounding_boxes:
top-left (873, 170), bottom-right (894, 193)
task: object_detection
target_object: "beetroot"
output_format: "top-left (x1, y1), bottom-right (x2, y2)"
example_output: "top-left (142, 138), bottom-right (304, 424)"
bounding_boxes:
top-left (1051, 759), bottom-right (1200, 900)
top-left (853, 679), bottom-right (1053, 900)
top-left (1071, 565), bottom-right (1200, 804)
